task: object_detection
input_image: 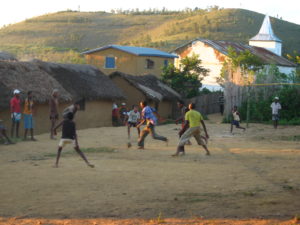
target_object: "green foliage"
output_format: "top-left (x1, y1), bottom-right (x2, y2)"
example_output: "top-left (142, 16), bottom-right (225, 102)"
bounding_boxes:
top-left (0, 8), bottom-right (299, 63)
top-left (161, 54), bottom-right (209, 98)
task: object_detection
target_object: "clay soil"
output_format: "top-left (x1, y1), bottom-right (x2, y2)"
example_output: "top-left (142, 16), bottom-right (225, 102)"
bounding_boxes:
top-left (0, 114), bottom-right (299, 225)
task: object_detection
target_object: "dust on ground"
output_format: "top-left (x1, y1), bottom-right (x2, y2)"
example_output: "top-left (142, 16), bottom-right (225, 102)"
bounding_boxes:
top-left (0, 114), bottom-right (299, 225)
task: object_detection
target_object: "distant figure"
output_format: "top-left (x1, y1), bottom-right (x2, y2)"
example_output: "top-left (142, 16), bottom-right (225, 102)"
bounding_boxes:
top-left (126, 105), bottom-right (141, 148)
top-left (49, 89), bottom-right (59, 139)
top-left (173, 103), bottom-right (210, 156)
top-left (53, 112), bottom-right (94, 168)
top-left (112, 103), bottom-right (119, 127)
top-left (119, 103), bottom-right (128, 125)
top-left (271, 97), bottom-right (282, 129)
top-left (10, 89), bottom-right (21, 138)
top-left (230, 106), bottom-right (246, 133)
top-left (23, 91), bottom-right (36, 141)
top-left (137, 101), bottom-right (168, 149)
top-left (0, 119), bottom-right (13, 145)
top-left (218, 93), bottom-right (225, 116)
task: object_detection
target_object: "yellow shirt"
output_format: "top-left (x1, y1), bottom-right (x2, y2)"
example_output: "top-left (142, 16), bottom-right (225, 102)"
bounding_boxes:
top-left (185, 109), bottom-right (203, 128)
top-left (23, 98), bottom-right (34, 115)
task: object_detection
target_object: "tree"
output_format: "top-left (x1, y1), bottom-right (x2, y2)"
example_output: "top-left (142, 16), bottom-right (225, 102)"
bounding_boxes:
top-left (161, 54), bottom-right (209, 98)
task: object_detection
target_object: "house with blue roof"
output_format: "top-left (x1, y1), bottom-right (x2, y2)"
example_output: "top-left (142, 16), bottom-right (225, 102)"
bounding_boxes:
top-left (81, 45), bottom-right (177, 76)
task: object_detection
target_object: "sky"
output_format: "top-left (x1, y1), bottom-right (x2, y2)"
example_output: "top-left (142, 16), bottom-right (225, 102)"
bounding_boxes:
top-left (0, 0), bottom-right (299, 27)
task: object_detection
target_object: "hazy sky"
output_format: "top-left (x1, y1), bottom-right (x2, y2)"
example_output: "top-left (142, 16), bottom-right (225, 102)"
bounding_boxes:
top-left (0, 0), bottom-right (299, 27)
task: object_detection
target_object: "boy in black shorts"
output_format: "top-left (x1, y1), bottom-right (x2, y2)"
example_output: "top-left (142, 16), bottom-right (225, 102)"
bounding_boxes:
top-left (53, 112), bottom-right (94, 168)
top-left (231, 106), bottom-right (246, 133)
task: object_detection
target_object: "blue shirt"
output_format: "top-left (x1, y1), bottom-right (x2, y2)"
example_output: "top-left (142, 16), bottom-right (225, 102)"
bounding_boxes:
top-left (142, 106), bottom-right (157, 125)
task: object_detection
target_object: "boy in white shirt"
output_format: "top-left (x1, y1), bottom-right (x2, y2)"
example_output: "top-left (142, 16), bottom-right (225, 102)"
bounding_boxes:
top-left (271, 97), bottom-right (281, 129)
top-left (231, 106), bottom-right (246, 133)
top-left (126, 105), bottom-right (141, 147)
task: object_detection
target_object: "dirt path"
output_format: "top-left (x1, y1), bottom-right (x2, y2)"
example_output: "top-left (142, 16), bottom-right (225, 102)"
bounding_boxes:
top-left (0, 114), bottom-right (299, 224)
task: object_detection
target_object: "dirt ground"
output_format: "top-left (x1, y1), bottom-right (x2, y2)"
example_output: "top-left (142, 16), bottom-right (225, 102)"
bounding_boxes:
top-left (0, 114), bottom-right (299, 225)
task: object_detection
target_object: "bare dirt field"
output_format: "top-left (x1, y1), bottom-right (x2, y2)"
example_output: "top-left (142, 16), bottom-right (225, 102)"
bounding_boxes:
top-left (0, 114), bottom-right (299, 225)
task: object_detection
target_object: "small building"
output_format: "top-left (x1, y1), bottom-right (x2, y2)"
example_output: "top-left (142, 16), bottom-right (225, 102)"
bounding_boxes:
top-left (173, 15), bottom-right (297, 89)
top-left (110, 71), bottom-right (181, 119)
top-left (0, 60), bottom-right (124, 134)
top-left (82, 45), bottom-right (178, 77)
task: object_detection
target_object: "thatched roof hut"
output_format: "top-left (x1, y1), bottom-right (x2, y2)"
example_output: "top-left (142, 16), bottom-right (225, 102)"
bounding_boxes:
top-left (0, 52), bottom-right (17, 61)
top-left (0, 60), bottom-right (71, 109)
top-left (36, 61), bottom-right (124, 101)
top-left (110, 71), bottom-right (181, 102)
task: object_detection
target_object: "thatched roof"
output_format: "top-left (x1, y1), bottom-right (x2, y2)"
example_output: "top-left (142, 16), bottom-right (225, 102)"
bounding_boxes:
top-left (110, 71), bottom-right (181, 101)
top-left (0, 52), bottom-right (18, 61)
top-left (0, 61), bottom-right (72, 109)
top-left (35, 61), bottom-right (124, 101)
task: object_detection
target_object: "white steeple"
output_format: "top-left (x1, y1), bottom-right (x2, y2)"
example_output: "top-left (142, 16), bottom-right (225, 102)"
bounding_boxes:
top-left (249, 15), bottom-right (282, 56)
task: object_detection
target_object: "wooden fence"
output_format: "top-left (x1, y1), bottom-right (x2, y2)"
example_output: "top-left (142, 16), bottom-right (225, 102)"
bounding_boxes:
top-left (187, 92), bottom-right (222, 115)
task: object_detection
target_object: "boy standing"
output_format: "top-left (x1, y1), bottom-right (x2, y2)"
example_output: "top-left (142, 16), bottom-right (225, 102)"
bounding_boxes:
top-left (10, 89), bottom-right (21, 138)
top-left (126, 105), bottom-right (141, 148)
top-left (231, 106), bottom-right (246, 133)
top-left (137, 101), bottom-right (168, 149)
top-left (53, 112), bottom-right (94, 168)
top-left (49, 89), bottom-right (59, 139)
top-left (271, 97), bottom-right (281, 129)
top-left (23, 91), bottom-right (36, 141)
top-left (173, 103), bottom-right (210, 156)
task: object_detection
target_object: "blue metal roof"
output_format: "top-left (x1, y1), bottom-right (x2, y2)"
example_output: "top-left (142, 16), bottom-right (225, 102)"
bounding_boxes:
top-left (82, 45), bottom-right (178, 58)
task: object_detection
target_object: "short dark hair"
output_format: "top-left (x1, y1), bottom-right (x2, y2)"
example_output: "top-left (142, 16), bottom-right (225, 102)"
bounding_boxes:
top-left (190, 103), bottom-right (196, 109)
top-left (178, 100), bottom-right (184, 105)
top-left (66, 112), bottom-right (74, 120)
top-left (141, 101), bottom-right (148, 106)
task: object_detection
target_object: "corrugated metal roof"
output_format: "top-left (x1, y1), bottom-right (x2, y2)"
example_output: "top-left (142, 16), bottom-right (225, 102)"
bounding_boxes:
top-left (82, 44), bottom-right (178, 58)
top-left (250, 15), bottom-right (282, 42)
top-left (174, 38), bottom-right (296, 67)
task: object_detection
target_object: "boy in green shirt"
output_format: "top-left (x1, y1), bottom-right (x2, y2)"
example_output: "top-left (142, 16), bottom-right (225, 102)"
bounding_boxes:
top-left (173, 103), bottom-right (210, 156)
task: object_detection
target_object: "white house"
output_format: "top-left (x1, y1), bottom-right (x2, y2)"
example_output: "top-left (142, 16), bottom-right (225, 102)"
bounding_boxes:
top-left (173, 15), bottom-right (297, 89)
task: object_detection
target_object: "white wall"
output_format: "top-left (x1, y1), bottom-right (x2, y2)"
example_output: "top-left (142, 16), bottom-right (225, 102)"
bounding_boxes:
top-left (249, 40), bottom-right (282, 56)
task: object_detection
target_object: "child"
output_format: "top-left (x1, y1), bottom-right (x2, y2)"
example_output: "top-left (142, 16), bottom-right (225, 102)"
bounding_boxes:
top-left (0, 120), bottom-right (13, 145)
top-left (53, 112), bottom-right (94, 168)
top-left (231, 106), bottom-right (246, 133)
top-left (23, 91), bottom-right (36, 141)
top-left (126, 105), bottom-right (141, 148)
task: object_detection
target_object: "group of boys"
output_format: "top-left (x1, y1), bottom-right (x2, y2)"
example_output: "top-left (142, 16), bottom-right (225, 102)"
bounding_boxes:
top-left (0, 89), bottom-right (35, 145)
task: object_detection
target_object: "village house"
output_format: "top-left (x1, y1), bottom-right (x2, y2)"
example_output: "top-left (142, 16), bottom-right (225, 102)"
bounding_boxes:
top-left (0, 60), bottom-right (124, 134)
top-left (82, 45), bottom-right (178, 77)
top-left (173, 15), bottom-right (297, 90)
top-left (110, 71), bottom-right (181, 119)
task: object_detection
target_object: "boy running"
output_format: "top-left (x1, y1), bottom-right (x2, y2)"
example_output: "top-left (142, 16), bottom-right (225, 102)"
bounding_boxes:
top-left (137, 101), bottom-right (168, 149)
top-left (53, 112), bottom-right (94, 168)
top-left (230, 106), bottom-right (246, 133)
top-left (173, 103), bottom-right (210, 156)
top-left (49, 89), bottom-right (59, 139)
top-left (126, 105), bottom-right (141, 148)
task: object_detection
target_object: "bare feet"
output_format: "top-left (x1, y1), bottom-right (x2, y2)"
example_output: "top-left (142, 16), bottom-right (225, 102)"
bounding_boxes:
top-left (88, 164), bottom-right (95, 168)
top-left (138, 146), bottom-right (144, 150)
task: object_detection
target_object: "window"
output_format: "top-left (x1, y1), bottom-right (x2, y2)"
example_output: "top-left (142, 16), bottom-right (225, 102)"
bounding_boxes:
top-left (164, 59), bottom-right (169, 67)
top-left (146, 59), bottom-right (154, 69)
top-left (105, 56), bottom-right (116, 69)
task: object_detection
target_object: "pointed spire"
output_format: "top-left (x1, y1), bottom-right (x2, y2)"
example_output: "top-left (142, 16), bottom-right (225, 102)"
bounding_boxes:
top-left (250, 15), bottom-right (282, 42)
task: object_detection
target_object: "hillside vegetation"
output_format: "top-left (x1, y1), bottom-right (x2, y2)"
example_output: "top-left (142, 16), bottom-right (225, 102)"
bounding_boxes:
top-left (0, 8), bottom-right (299, 63)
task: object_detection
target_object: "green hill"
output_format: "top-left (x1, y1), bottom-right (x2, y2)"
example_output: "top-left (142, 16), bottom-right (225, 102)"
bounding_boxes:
top-left (0, 8), bottom-right (299, 63)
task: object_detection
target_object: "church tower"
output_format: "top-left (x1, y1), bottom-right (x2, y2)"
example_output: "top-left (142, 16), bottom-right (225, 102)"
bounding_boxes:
top-left (249, 15), bottom-right (282, 56)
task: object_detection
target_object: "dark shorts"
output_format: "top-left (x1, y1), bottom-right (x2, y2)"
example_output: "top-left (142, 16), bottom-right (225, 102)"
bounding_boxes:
top-left (272, 114), bottom-right (279, 121)
top-left (128, 122), bottom-right (138, 127)
top-left (232, 120), bottom-right (240, 127)
top-left (50, 114), bottom-right (59, 120)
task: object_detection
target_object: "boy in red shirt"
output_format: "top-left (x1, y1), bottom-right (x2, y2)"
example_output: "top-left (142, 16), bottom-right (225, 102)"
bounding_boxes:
top-left (10, 89), bottom-right (21, 138)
